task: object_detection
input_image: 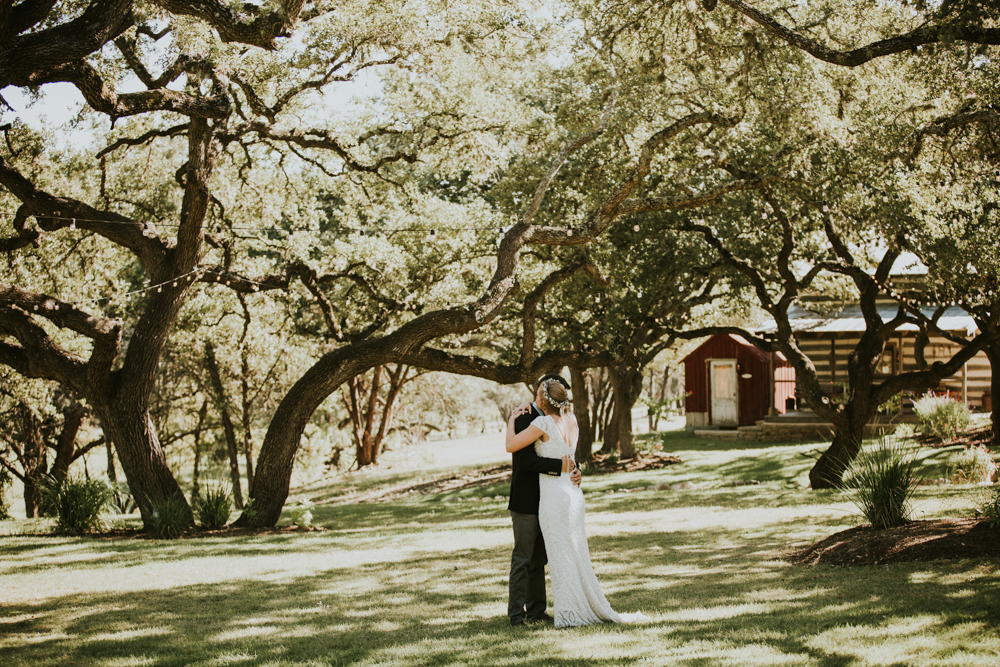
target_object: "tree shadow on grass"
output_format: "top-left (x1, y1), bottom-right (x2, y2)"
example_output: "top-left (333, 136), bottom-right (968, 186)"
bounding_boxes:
top-left (3, 507), bottom-right (998, 667)
top-left (587, 527), bottom-right (1000, 666)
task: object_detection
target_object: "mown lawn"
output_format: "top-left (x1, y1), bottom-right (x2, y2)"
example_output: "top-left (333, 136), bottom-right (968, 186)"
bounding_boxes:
top-left (1, 431), bottom-right (998, 666)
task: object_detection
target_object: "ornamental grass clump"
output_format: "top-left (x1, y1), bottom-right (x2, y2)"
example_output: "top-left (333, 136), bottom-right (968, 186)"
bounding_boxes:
top-left (150, 494), bottom-right (191, 539)
top-left (911, 393), bottom-right (971, 441)
top-left (43, 476), bottom-right (113, 535)
top-left (949, 444), bottom-right (998, 484)
top-left (840, 436), bottom-right (920, 529)
top-left (195, 485), bottom-right (232, 528)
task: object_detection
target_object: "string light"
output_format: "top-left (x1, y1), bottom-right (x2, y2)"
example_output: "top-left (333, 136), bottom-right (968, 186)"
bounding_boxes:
top-left (18, 213), bottom-right (549, 237)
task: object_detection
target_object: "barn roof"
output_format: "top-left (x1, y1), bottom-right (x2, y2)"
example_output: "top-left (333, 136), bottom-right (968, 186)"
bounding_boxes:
top-left (684, 333), bottom-right (791, 366)
top-left (756, 303), bottom-right (979, 336)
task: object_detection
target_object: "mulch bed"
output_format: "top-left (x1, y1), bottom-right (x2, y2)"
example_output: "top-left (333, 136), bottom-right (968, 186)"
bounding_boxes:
top-left (912, 423), bottom-right (996, 449)
top-left (779, 424), bottom-right (999, 566)
top-left (787, 518), bottom-right (1000, 566)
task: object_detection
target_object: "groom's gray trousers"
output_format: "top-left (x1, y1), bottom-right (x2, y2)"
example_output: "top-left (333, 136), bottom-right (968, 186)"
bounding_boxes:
top-left (508, 510), bottom-right (547, 624)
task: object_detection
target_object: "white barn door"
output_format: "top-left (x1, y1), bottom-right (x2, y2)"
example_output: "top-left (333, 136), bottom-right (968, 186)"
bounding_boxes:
top-left (710, 360), bottom-right (738, 426)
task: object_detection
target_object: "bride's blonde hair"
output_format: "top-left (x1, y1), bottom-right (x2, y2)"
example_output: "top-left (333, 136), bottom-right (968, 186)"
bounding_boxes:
top-left (539, 379), bottom-right (571, 414)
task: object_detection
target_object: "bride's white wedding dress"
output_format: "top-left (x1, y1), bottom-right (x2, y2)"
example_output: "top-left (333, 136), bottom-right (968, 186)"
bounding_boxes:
top-left (532, 414), bottom-right (649, 628)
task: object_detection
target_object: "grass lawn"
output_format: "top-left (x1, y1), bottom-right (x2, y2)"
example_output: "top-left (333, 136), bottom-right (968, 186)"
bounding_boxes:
top-left (1, 429), bottom-right (998, 666)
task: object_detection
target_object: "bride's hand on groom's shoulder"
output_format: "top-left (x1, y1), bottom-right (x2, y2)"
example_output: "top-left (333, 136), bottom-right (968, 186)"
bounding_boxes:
top-left (511, 401), bottom-right (532, 417)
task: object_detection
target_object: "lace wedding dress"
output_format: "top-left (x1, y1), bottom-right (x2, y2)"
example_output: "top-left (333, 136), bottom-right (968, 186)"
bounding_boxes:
top-left (532, 414), bottom-right (648, 628)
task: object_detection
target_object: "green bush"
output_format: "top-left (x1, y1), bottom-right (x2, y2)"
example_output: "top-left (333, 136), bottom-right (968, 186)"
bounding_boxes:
top-left (0, 467), bottom-right (12, 520)
top-left (150, 494), bottom-right (191, 539)
top-left (975, 486), bottom-right (1000, 528)
top-left (949, 444), bottom-right (998, 484)
top-left (239, 497), bottom-right (257, 525)
top-left (195, 485), bottom-right (232, 528)
top-left (840, 436), bottom-right (920, 529)
top-left (912, 393), bottom-right (971, 441)
top-left (287, 498), bottom-right (314, 528)
top-left (43, 476), bottom-right (113, 535)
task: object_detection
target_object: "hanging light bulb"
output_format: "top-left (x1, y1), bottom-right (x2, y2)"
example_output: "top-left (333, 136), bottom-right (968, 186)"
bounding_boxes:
top-left (69, 219), bottom-right (76, 230)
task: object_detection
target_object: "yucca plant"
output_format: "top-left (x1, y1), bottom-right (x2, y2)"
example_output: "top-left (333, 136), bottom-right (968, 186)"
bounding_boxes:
top-left (840, 436), bottom-right (920, 529)
top-left (43, 475), bottom-right (113, 535)
top-left (150, 494), bottom-right (191, 539)
top-left (195, 485), bottom-right (232, 528)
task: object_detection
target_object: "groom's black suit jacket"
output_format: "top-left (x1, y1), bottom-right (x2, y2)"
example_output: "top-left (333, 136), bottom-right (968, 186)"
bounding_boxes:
top-left (507, 404), bottom-right (562, 515)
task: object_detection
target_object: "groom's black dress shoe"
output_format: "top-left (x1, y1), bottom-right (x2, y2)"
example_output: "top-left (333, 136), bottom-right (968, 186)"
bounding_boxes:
top-left (511, 620), bottom-right (527, 627)
top-left (527, 613), bottom-right (553, 624)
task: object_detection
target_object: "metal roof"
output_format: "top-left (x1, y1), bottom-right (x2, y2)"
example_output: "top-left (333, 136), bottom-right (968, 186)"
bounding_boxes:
top-left (756, 303), bottom-right (979, 336)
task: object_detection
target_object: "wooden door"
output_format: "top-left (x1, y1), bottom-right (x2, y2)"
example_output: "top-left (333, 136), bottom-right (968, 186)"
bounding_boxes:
top-left (710, 360), bottom-right (738, 426)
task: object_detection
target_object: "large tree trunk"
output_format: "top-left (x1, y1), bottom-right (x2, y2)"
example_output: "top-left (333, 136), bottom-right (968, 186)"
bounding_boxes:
top-left (239, 346), bottom-right (378, 527)
top-left (86, 119), bottom-right (215, 528)
top-left (808, 412), bottom-right (863, 489)
top-left (205, 341), bottom-right (245, 508)
top-left (807, 340), bottom-right (880, 489)
top-left (91, 401), bottom-right (191, 525)
top-left (569, 365), bottom-right (595, 464)
top-left (602, 363), bottom-right (644, 458)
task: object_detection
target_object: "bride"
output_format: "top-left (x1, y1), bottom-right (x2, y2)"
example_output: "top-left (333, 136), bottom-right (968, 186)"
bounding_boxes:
top-left (506, 378), bottom-right (648, 628)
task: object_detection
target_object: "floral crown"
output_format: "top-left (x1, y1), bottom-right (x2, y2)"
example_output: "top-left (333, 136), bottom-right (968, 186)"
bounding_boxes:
top-left (540, 379), bottom-right (572, 412)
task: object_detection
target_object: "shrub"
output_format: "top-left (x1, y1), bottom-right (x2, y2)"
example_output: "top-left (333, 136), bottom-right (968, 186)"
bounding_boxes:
top-left (239, 497), bottom-right (257, 525)
top-left (195, 485), bottom-right (232, 528)
top-left (949, 444), bottom-right (998, 484)
top-left (975, 486), bottom-right (1000, 528)
top-left (840, 436), bottom-right (920, 529)
top-left (287, 498), bottom-right (314, 528)
top-left (108, 480), bottom-right (137, 514)
top-left (150, 494), bottom-right (191, 539)
top-left (43, 476), bottom-right (113, 535)
top-left (911, 393), bottom-right (971, 441)
top-left (0, 467), bottom-right (12, 520)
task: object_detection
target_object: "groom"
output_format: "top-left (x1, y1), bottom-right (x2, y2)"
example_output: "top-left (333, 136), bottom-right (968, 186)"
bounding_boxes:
top-left (507, 373), bottom-right (582, 627)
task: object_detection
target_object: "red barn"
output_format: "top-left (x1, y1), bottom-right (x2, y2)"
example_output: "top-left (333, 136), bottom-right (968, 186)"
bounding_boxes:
top-left (683, 334), bottom-right (795, 429)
